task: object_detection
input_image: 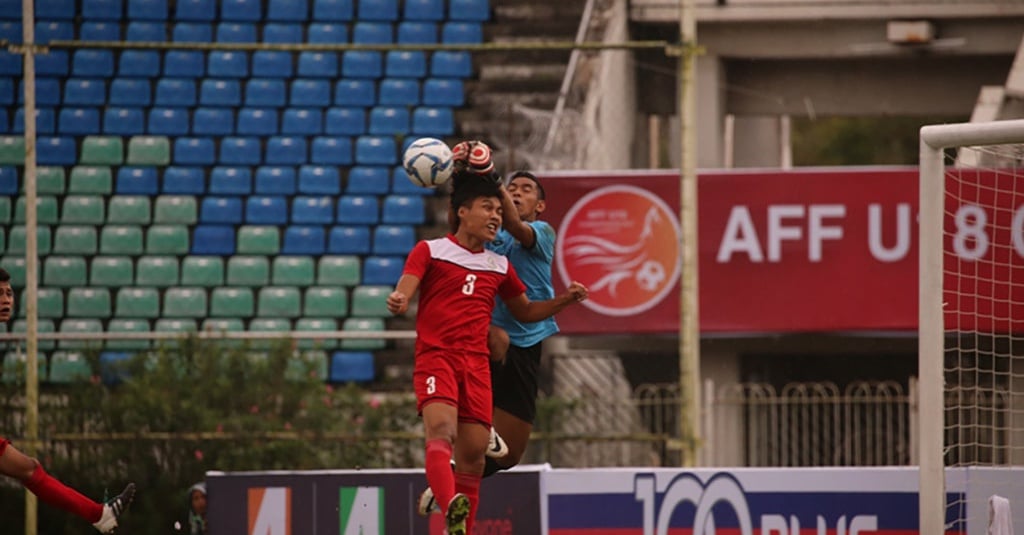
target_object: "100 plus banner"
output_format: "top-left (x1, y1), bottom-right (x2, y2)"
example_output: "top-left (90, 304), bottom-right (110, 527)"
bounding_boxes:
top-left (541, 167), bottom-right (1024, 334)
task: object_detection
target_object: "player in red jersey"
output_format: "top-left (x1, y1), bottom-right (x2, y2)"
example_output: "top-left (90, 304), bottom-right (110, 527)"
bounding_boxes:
top-left (0, 268), bottom-right (136, 533)
top-left (387, 172), bottom-right (588, 535)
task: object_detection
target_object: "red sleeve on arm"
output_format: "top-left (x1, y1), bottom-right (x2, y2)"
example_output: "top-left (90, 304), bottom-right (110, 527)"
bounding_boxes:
top-left (498, 262), bottom-right (528, 300)
top-left (403, 241), bottom-right (431, 278)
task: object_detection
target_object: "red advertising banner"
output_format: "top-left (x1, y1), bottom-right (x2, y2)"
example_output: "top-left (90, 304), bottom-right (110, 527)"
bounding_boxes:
top-left (542, 167), bottom-right (1024, 334)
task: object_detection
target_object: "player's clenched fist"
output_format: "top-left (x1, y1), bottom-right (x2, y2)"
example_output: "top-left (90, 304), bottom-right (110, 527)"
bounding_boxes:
top-left (567, 281), bottom-right (588, 303)
top-left (387, 291), bottom-right (409, 315)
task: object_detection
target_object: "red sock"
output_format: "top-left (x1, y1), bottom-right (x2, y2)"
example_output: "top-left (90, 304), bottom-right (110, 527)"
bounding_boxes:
top-left (454, 470), bottom-right (481, 534)
top-left (23, 464), bottom-right (103, 523)
top-left (425, 439), bottom-right (455, 514)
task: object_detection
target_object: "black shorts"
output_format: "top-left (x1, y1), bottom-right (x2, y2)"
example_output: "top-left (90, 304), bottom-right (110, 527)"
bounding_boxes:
top-left (491, 341), bottom-right (541, 424)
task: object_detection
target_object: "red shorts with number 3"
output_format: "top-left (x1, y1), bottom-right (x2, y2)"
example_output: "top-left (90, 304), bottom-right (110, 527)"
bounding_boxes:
top-left (414, 348), bottom-right (492, 427)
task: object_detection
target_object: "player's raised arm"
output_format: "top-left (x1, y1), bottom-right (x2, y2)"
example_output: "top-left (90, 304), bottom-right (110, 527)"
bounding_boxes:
top-left (498, 183), bottom-right (536, 249)
top-left (387, 274), bottom-right (421, 315)
top-left (502, 281), bottom-right (588, 323)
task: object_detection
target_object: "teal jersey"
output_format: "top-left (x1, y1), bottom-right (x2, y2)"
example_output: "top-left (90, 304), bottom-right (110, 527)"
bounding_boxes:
top-left (486, 221), bottom-right (559, 347)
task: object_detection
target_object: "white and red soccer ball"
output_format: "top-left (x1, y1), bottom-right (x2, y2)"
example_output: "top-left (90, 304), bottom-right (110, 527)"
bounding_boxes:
top-left (402, 137), bottom-right (455, 188)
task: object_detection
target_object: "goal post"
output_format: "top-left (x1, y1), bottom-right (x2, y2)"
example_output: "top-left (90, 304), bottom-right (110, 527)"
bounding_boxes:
top-left (919, 118), bottom-right (1024, 535)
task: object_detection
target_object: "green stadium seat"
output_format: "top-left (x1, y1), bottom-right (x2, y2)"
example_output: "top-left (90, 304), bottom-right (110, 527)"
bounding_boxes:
top-left (115, 287), bottom-right (160, 318)
top-left (153, 195), bottom-right (198, 224)
top-left (248, 318), bottom-right (291, 349)
top-left (18, 287), bottom-right (63, 319)
top-left (15, 196), bottom-right (58, 224)
top-left (146, 225), bottom-right (189, 255)
top-left (58, 318), bottom-right (104, 350)
top-left (0, 136), bottom-right (26, 165)
top-left (68, 166), bottom-right (113, 194)
top-left (0, 229), bottom-right (5, 254)
top-left (80, 136), bottom-right (124, 165)
top-left (135, 256), bottom-right (179, 287)
top-left (181, 256), bottom-right (224, 287)
top-left (90, 256), bottom-right (134, 287)
top-left (53, 226), bottom-right (98, 255)
top-left (44, 256), bottom-right (87, 287)
top-left (317, 255), bottom-right (360, 286)
top-left (66, 288), bottom-right (112, 318)
top-left (49, 351), bottom-right (92, 383)
top-left (258, 286), bottom-right (301, 318)
top-left (210, 287), bottom-right (254, 317)
top-left (35, 167), bottom-right (66, 195)
top-left (0, 257), bottom-right (36, 287)
top-left (236, 225), bottom-right (280, 255)
top-left (126, 136), bottom-right (171, 165)
top-left (272, 255), bottom-right (315, 285)
top-left (61, 195), bottom-right (106, 225)
top-left (285, 350), bottom-right (329, 382)
top-left (106, 318), bottom-right (152, 351)
top-left (0, 197), bottom-right (10, 225)
top-left (8, 226), bottom-right (53, 255)
top-left (3, 350), bottom-right (48, 383)
top-left (295, 317), bottom-right (337, 350)
top-left (162, 287), bottom-right (208, 318)
top-left (227, 256), bottom-right (269, 286)
top-left (155, 318), bottom-right (197, 334)
top-left (351, 285), bottom-right (390, 317)
top-left (107, 196), bottom-right (151, 224)
top-left (200, 319), bottom-right (244, 341)
top-left (304, 286), bottom-right (347, 317)
top-left (12, 319), bottom-right (56, 350)
top-left (341, 317), bottom-right (386, 350)
top-left (100, 225), bottom-right (144, 255)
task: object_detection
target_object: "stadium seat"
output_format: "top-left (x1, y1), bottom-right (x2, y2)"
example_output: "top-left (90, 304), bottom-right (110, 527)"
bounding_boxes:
top-left (176, 0), bottom-right (215, 21)
top-left (173, 22), bottom-right (212, 42)
top-left (244, 79), bottom-right (286, 108)
top-left (220, 0), bottom-right (261, 20)
top-left (146, 225), bottom-right (189, 255)
top-left (258, 287), bottom-right (301, 318)
top-left (254, 166), bottom-right (296, 195)
top-left (324, 107), bottom-right (365, 136)
top-left (342, 51), bottom-right (383, 78)
top-left (236, 225), bottom-right (280, 255)
top-left (373, 224), bottom-right (416, 255)
top-left (336, 195), bottom-right (379, 224)
top-left (180, 256), bottom-right (224, 287)
top-left (215, 22), bottom-right (257, 43)
top-left (266, 136), bottom-right (307, 165)
top-left (281, 225), bottom-right (326, 255)
top-left (200, 319), bottom-right (244, 338)
top-left (109, 79), bottom-right (151, 107)
top-left (53, 226), bottom-right (97, 255)
top-left (430, 51), bottom-right (472, 78)
top-left (60, 195), bottom-right (104, 225)
top-left (263, 23), bottom-right (304, 44)
top-left (68, 166), bottom-right (113, 195)
top-left (113, 287), bottom-right (160, 318)
top-left (291, 196), bottom-right (333, 224)
top-left (209, 166), bottom-right (253, 195)
top-left (0, 198), bottom-right (8, 225)
top-left (58, 107), bottom-right (101, 136)
top-left (16, 79), bottom-right (59, 107)
top-left (442, 22), bottom-right (483, 44)
top-left (382, 195), bottom-right (425, 225)
top-left (16, 287), bottom-right (60, 319)
top-left (217, 137), bottom-right (260, 167)
top-left (385, 51), bottom-right (426, 78)
top-left (12, 108), bottom-right (56, 135)
top-left (107, 196), bottom-right (151, 224)
top-left (334, 79), bottom-right (376, 107)
top-left (302, 286), bottom-right (345, 317)
top-left (313, 0), bottom-right (353, 21)
top-left (38, 136), bottom-right (77, 166)
top-left (91, 256), bottom-right (133, 287)
top-left (345, 166), bottom-right (390, 195)
top-left (126, 136), bottom-right (170, 165)
top-left (161, 167), bottom-right (205, 195)
top-left (147, 108), bottom-right (189, 136)
top-left (174, 137), bottom-right (216, 165)
top-left (200, 197), bottom-right (244, 224)
top-left (0, 166), bottom-right (14, 194)
top-left (297, 52), bottom-right (339, 78)
top-left (252, 51), bottom-right (292, 78)
top-left (298, 166), bottom-right (340, 195)
top-left (423, 78), bottom-right (464, 106)
top-left (248, 318), bottom-right (292, 349)
top-left (0, 20), bottom-right (19, 43)
top-left (44, 256), bottom-right (87, 287)
top-left (341, 318), bottom-right (386, 350)
top-left (290, 79), bottom-right (331, 107)
top-left (449, 0), bottom-right (489, 21)
top-left (358, 0), bottom-right (398, 21)
top-left (317, 255), bottom-right (360, 286)
top-left (208, 51), bottom-right (249, 78)
top-left (80, 135), bottom-right (123, 165)
top-left (354, 136), bottom-right (396, 165)
top-left (352, 22), bottom-right (392, 44)
top-left (135, 256), bottom-right (178, 287)
top-left (155, 318), bottom-right (197, 333)
top-left (118, 50), bottom-right (160, 77)
top-left (7, 226), bottom-right (52, 255)
top-left (99, 225), bottom-right (144, 255)
top-left (273, 256), bottom-right (315, 285)
top-left (369, 106), bottom-right (410, 136)
top-left (162, 287), bottom-right (207, 318)
top-left (164, 51), bottom-right (204, 78)
top-left (211, 287), bottom-right (254, 317)
top-left (282, 108), bottom-right (323, 136)
top-left (199, 79), bottom-right (241, 107)
top-left (0, 257), bottom-right (34, 288)
top-left (191, 225), bottom-right (234, 255)
top-left (362, 255), bottom-right (403, 285)
top-left (294, 318), bottom-right (338, 350)
top-left (116, 166), bottom-right (159, 194)
top-left (125, 21), bottom-right (166, 42)
top-left (351, 285), bottom-right (391, 316)
top-left (412, 106), bottom-right (454, 136)
top-left (227, 255), bottom-right (270, 286)
top-left (36, 51), bottom-right (70, 77)
top-left (81, 21), bottom-right (121, 41)
top-left (83, 0), bottom-right (123, 20)
top-left (327, 226), bottom-right (371, 255)
top-left (311, 136), bottom-right (353, 165)
top-left (153, 79), bottom-right (196, 107)
top-left (379, 78), bottom-right (420, 106)
top-left (192, 108), bottom-right (235, 136)
top-left (33, 167), bottom-right (66, 195)
top-left (0, 53), bottom-right (22, 77)
top-left (49, 350), bottom-right (92, 381)
top-left (404, 0), bottom-right (443, 20)
top-left (13, 196), bottom-right (57, 225)
top-left (128, 0), bottom-right (167, 20)
top-left (237, 108), bottom-right (279, 136)
top-left (268, 0), bottom-right (308, 21)
top-left (308, 23), bottom-right (347, 44)
top-left (330, 350), bottom-right (375, 382)
top-left (246, 196), bottom-right (288, 225)
top-left (97, 352), bottom-right (133, 386)
top-left (35, 21), bottom-right (74, 44)
top-left (285, 350), bottom-right (329, 381)
top-left (106, 320), bottom-right (151, 351)
top-left (64, 79), bottom-right (106, 106)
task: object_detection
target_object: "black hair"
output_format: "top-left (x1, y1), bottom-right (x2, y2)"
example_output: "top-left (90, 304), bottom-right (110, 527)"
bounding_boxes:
top-left (448, 168), bottom-right (502, 232)
top-left (0, 268), bottom-right (9, 283)
top-left (508, 170), bottom-right (545, 200)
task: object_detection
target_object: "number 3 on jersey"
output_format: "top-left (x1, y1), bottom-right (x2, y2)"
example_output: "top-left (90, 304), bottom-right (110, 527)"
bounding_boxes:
top-left (426, 376), bottom-right (436, 394)
top-left (462, 274), bottom-right (477, 295)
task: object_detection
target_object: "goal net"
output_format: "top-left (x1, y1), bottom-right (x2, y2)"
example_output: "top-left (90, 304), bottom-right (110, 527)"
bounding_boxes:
top-left (920, 119), bottom-right (1024, 535)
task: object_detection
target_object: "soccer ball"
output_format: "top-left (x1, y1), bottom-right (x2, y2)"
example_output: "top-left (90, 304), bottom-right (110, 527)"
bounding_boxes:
top-left (403, 137), bottom-right (455, 188)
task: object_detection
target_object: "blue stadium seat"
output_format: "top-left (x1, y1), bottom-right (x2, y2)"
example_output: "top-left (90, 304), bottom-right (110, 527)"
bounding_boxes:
top-left (154, 78), bottom-right (195, 107)
top-left (282, 225), bottom-right (326, 255)
top-left (58, 107), bottom-right (101, 135)
top-left (291, 196), bottom-right (333, 224)
top-left (412, 106), bottom-right (454, 136)
top-left (254, 166), bottom-right (296, 195)
top-left (220, 0), bottom-right (261, 21)
top-left (0, 79), bottom-right (11, 106)
top-left (200, 197), bottom-right (243, 224)
top-left (220, 137), bottom-right (261, 165)
top-left (397, 21), bottom-right (437, 44)
top-left (336, 195), bottom-right (378, 224)
top-left (327, 225), bottom-right (370, 254)
top-left (172, 22), bottom-right (212, 42)
top-left (325, 107), bottom-right (365, 136)
top-left (382, 195), bottom-right (425, 224)
top-left (39, 0), bottom-right (76, 19)
top-left (147, 107), bottom-right (189, 136)
top-left (369, 106), bottom-right (409, 136)
top-left (128, 0), bottom-right (168, 20)
top-left (352, 22), bottom-right (392, 44)
top-left (192, 108), bottom-right (235, 136)
top-left (209, 167), bottom-right (253, 195)
top-left (73, 50), bottom-right (114, 77)
top-left (99, 352), bottom-right (132, 385)
top-left (208, 51), bottom-right (249, 78)
top-left (267, 0), bottom-right (308, 21)
top-left (246, 196), bottom-right (288, 224)
top-left (237, 108), bottom-right (279, 136)
top-left (282, 108), bottom-right (323, 136)
top-left (342, 51), bottom-right (383, 78)
top-left (245, 79), bottom-right (287, 107)
top-left (118, 50), bottom-right (160, 77)
top-left (116, 166), bottom-right (159, 194)
top-left (263, 23), bottom-right (304, 44)
top-left (163, 51), bottom-right (204, 78)
top-left (252, 51), bottom-right (292, 78)
top-left (354, 136), bottom-right (396, 165)
top-left (0, 53), bottom-right (21, 77)
top-left (175, 0), bottom-right (215, 21)
top-left (386, 51), bottom-right (427, 78)
top-left (442, 22), bottom-right (483, 44)
top-left (11, 107), bottom-right (50, 135)
top-left (297, 52), bottom-right (338, 78)
top-left (430, 51), bottom-right (472, 77)
top-left (358, 0), bottom-right (398, 21)
top-left (38, 137), bottom-right (77, 165)
top-left (64, 78), bottom-right (107, 106)
top-left (173, 137), bottom-right (215, 165)
top-left (290, 79), bottom-right (331, 107)
top-left (191, 225), bottom-right (235, 255)
top-left (379, 78), bottom-right (419, 106)
top-left (199, 79), bottom-right (241, 106)
top-left (35, 21), bottom-right (74, 44)
top-left (83, 0), bottom-right (123, 20)
top-left (109, 78), bottom-right (152, 106)
top-left (373, 225), bottom-right (416, 255)
top-left (404, 0), bottom-right (443, 21)
top-left (37, 51), bottom-right (70, 77)
top-left (330, 351), bottom-right (375, 383)
top-left (0, 21), bottom-right (20, 43)
top-left (363, 255), bottom-right (403, 285)
top-left (308, 23), bottom-right (347, 44)
top-left (449, 0), bottom-right (489, 21)
top-left (334, 80), bottom-right (376, 107)
top-left (125, 21), bottom-right (166, 42)
top-left (215, 22), bottom-right (257, 43)
top-left (19, 78), bottom-right (61, 106)
top-left (103, 107), bottom-right (145, 135)
top-left (346, 166), bottom-right (390, 194)
top-left (0, 110), bottom-right (8, 133)
top-left (313, 0), bottom-right (353, 21)
top-left (266, 136), bottom-right (307, 165)
top-left (311, 137), bottom-right (353, 165)
top-left (81, 21), bottom-right (121, 41)
top-left (162, 166), bottom-right (205, 194)
top-left (0, 167), bottom-right (15, 194)
top-left (298, 165), bottom-right (340, 195)
top-left (423, 78), bottom-right (464, 106)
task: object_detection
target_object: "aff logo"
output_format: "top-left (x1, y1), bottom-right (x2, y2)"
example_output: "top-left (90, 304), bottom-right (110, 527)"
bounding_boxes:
top-left (247, 487), bottom-right (291, 535)
top-left (557, 185), bottom-right (681, 316)
top-left (339, 486), bottom-right (384, 535)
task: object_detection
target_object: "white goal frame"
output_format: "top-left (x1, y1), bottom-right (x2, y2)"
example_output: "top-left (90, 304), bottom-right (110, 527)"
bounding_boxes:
top-left (919, 118), bottom-right (1024, 535)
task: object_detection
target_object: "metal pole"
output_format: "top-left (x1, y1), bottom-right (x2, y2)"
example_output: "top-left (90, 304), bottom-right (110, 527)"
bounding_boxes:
top-left (678, 0), bottom-right (701, 466)
top-left (541, 0), bottom-right (597, 156)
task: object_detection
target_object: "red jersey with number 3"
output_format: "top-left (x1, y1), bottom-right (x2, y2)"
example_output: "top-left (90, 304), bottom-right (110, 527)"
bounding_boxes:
top-left (403, 235), bottom-right (527, 355)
